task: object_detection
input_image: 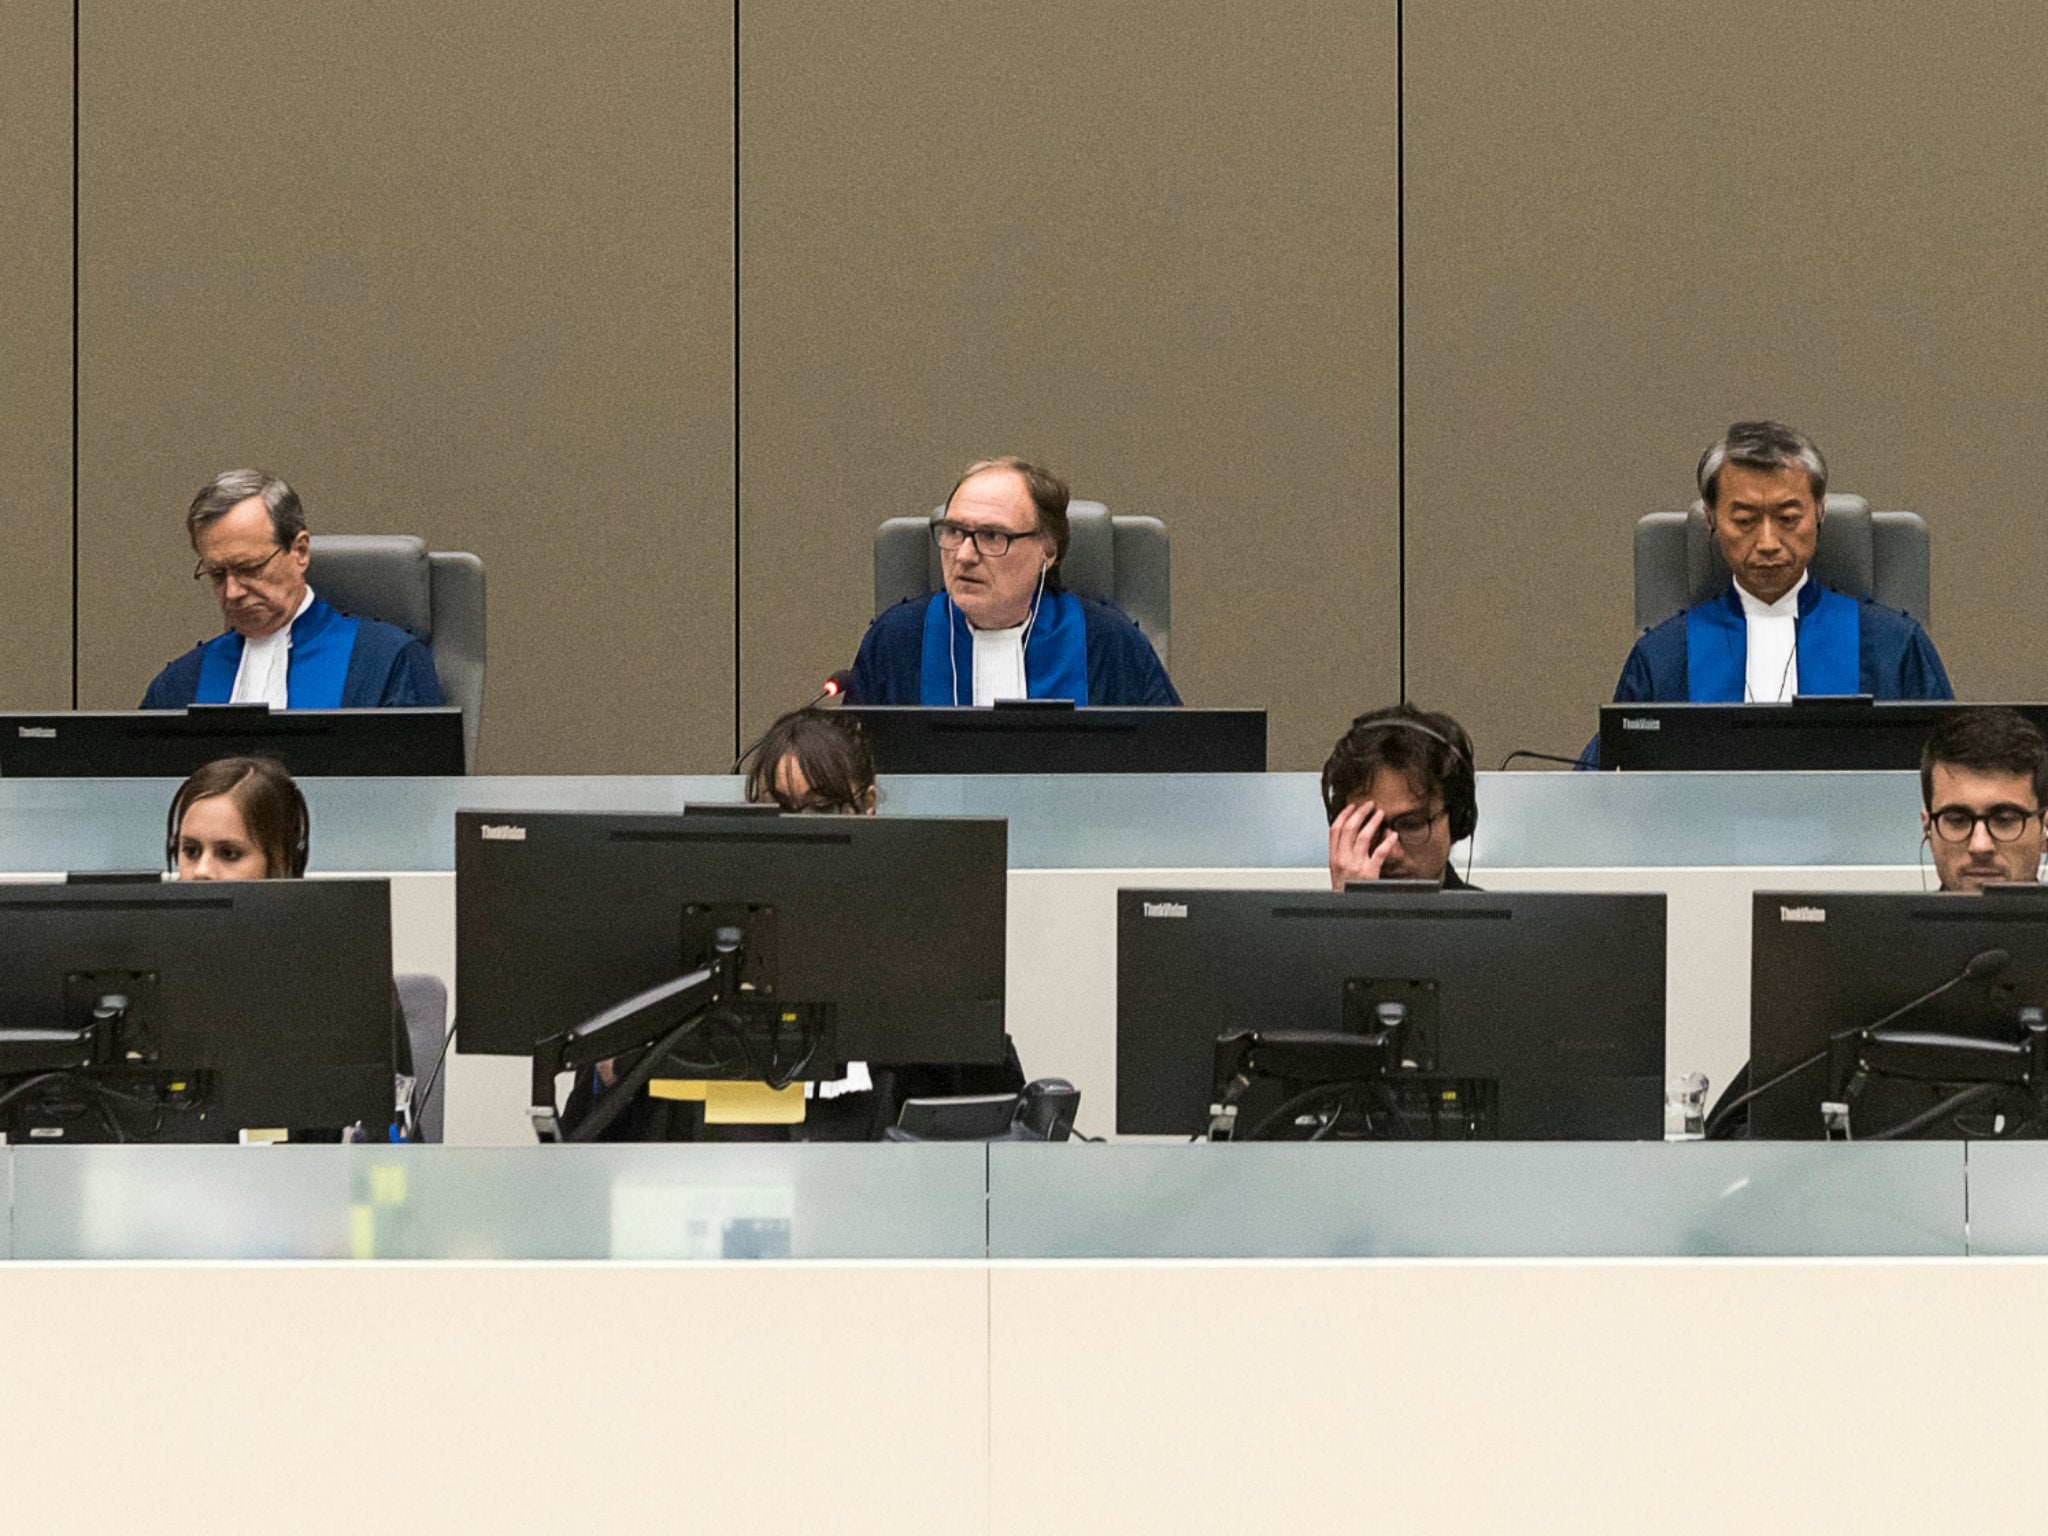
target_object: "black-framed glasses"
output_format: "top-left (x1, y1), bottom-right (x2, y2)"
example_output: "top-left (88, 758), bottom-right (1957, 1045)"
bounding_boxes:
top-left (1383, 806), bottom-right (1447, 847)
top-left (1930, 804), bottom-right (2042, 844)
top-left (931, 520), bottom-right (1035, 558)
top-left (194, 546), bottom-right (286, 586)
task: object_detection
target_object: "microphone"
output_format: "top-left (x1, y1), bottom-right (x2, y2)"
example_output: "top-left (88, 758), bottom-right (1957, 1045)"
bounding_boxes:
top-left (728, 672), bottom-right (857, 776)
top-left (1706, 948), bottom-right (2009, 1137)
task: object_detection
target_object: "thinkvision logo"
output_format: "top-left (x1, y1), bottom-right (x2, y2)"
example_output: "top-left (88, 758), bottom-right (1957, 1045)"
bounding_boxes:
top-left (1780, 905), bottom-right (1826, 924)
top-left (479, 824), bottom-right (528, 842)
top-left (1142, 901), bottom-right (1189, 919)
top-left (1621, 718), bottom-right (1661, 732)
top-left (16, 727), bottom-right (55, 739)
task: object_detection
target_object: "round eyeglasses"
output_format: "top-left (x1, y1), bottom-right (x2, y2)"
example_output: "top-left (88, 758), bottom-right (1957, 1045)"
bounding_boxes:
top-left (1930, 805), bottom-right (2042, 844)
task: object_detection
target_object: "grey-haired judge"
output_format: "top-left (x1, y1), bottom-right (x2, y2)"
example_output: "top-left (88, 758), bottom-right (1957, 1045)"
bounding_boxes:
top-left (1610, 421), bottom-right (1951, 706)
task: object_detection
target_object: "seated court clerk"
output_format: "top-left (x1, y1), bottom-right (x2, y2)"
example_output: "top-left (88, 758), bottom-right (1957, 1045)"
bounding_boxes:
top-left (1917, 709), bottom-right (2048, 894)
top-left (562, 708), bottom-right (1025, 1141)
top-left (142, 469), bottom-right (443, 710)
top-left (1322, 705), bottom-right (1480, 891)
top-left (1704, 710), bottom-right (2048, 1137)
top-left (845, 456), bottom-right (1180, 706)
top-left (169, 756), bottom-right (413, 1138)
top-left (1610, 420), bottom-right (1952, 708)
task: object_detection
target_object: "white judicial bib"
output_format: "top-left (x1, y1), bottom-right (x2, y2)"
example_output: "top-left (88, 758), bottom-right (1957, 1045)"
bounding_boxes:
top-left (1737, 572), bottom-right (1805, 703)
top-left (971, 623), bottom-right (1028, 705)
top-left (229, 586), bottom-right (317, 708)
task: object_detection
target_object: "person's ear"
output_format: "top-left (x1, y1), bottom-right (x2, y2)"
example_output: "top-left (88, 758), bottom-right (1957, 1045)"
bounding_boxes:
top-left (860, 785), bottom-right (878, 815)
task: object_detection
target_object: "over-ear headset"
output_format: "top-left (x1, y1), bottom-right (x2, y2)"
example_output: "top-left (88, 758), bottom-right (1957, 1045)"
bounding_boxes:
top-left (1322, 713), bottom-right (1479, 844)
top-left (166, 769), bottom-right (311, 878)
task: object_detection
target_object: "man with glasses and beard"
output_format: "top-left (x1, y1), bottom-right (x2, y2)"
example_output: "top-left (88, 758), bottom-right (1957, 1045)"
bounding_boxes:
top-left (142, 469), bottom-right (442, 711)
top-left (845, 456), bottom-right (1178, 706)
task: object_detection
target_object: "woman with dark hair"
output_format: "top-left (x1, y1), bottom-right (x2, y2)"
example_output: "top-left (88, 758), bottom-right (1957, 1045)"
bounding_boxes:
top-left (743, 708), bottom-right (878, 814)
top-left (168, 755), bottom-right (309, 880)
top-left (166, 757), bottom-right (424, 1139)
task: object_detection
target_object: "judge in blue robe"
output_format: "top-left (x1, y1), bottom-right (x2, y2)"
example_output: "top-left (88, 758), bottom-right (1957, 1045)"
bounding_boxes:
top-left (1597, 422), bottom-right (1953, 759)
top-left (1613, 574), bottom-right (1952, 705)
top-left (140, 468), bottom-right (443, 711)
top-left (845, 456), bottom-right (1179, 707)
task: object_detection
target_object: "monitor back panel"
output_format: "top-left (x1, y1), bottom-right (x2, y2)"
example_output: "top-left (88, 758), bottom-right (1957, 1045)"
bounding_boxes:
top-left (841, 707), bottom-right (1266, 773)
top-left (0, 708), bottom-right (466, 777)
top-left (1117, 887), bottom-right (1666, 1138)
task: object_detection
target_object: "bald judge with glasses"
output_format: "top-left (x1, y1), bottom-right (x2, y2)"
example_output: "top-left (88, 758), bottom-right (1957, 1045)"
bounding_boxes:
top-left (141, 469), bottom-right (443, 711)
top-left (845, 456), bottom-right (1179, 707)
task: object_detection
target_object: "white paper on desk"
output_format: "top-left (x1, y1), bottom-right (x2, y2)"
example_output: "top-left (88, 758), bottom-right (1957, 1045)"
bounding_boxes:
top-left (810, 1061), bottom-right (872, 1100)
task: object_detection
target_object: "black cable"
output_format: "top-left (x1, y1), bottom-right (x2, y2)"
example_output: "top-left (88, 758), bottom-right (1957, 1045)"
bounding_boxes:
top-left (0, 1072), bottom-right (75, 1116)
top-left (1705, 1050), bottom-right (1827, 1138)
top-left (566, 1011), bottom-right (714, 1142)
top-left (1866, 1081), bottom-right (2008, 1141)
top-left (411, 1019), bottom-right (457, 1137)
top-left (1497, 749), bottom-right (1587, 771)
top-left (1242, 1078), bottom-right (1386, 1142)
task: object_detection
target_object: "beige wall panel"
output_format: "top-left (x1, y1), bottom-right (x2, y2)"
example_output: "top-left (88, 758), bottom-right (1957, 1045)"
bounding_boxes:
top-left (0, 1265), bottom-right (989, 1534)
top-left (0, 1), bottom-right (73, 710)
top-left (1406, 4), bottom-right (2048, 763)
top-left (78, 1), bottom-right (734, 772)
top-left (740, 1), bottom-right (1397, 769)
top-left (992, 1261), bottom-right (2048, 1533)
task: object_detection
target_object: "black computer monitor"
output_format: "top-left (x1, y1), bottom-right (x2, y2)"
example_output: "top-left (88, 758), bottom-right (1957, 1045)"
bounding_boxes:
top-left (0, 706), bottom-right (466, 777)
top-left (839, 705), bottom-right (1266, 773)
top-left (1747, 890), bottom-right (2048, 1138)
top-left (454, 809), bottom-right (1008, 1075)
top-left (1599, 699), bottom-right (2048, 772)
top-left (1117, 887), bottom-right (1667, 1138)
top-left (0, 880), bottom-right (396, 1141)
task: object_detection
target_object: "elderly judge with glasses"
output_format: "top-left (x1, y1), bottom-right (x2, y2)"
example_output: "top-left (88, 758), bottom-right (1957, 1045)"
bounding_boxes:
top-left (141, 469), bottom-right (443, 711)
top-left (845, 456), bottom-right (1179, 707)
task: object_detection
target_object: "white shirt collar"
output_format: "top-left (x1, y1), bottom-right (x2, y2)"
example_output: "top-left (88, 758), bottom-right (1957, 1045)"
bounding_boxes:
top-left (1735, 570), bottom-right (1807, 620)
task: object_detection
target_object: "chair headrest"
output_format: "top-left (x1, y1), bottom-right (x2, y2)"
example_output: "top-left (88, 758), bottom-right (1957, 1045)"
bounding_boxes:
top-left (306, 534), bottom-right (433, 638)
top-left (1686, 493), bottom-right (1873, 603)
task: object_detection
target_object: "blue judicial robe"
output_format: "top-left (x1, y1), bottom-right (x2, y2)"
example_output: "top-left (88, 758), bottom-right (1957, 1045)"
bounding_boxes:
top-left (1578, 580), bottom-right (1953, 767)
top-left (140, 596), bottom-right (444, 710)
top-left (1611, 579), bottom-right (1952, 704)
top-left (847, 588), bottom-right (1181, 707)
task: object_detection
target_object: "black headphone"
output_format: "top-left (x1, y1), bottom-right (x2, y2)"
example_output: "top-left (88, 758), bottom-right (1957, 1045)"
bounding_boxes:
top-left (1322, 714), bottom-right (1479, 844)
top-left (166, 768), bottom-right (311, 878)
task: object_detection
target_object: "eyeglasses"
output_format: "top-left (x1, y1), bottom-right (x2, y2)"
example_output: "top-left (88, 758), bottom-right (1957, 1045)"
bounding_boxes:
top-left (1930, 804), bottom-right (2042, 844)
top-left (932, 520), bottom-right (1037, 558)
top-left (1382, 806), bottom-right (1447, 847)
top-left (194, 546), bottom-right (286, 586)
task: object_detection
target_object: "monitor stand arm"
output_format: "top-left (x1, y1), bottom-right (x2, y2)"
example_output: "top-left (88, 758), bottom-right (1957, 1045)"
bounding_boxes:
top-left (1826, 1005), bottom-right (2048, 1139)
top-left (529, 928), bottom-right (747, 1142)
top-left (1207, 1015), bottom-right (1403, 1142)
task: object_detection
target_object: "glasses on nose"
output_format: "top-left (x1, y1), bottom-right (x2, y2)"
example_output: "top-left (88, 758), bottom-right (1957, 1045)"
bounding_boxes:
top-left (932, 520), bottom-right (1034, 558)
top-left (1382, 807), bottom-right (1447, 848)
top-left (194, 546), bottom-right (285, 586)
top-left (1931, 804), bottom-right (2041, 844)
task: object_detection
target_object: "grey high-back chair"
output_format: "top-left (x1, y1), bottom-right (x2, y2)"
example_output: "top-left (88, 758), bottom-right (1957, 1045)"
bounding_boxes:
top-left (307, 534), bottom-right (487, 769)
top-left (394, 972), bottom-right (448, 1144)
top-left (1633, 495), bottom-right (1931, 634)
top-left (874, 500), bottom-right (1171, 665)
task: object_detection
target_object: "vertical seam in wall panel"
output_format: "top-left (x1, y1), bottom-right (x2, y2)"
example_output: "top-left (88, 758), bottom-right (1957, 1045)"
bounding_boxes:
top-left (70, 0), bottom-right (81, 709)
top-left (731, 0), bottom-right (742, 766)
top-left (1395, 0), bottom-right (1406, 702)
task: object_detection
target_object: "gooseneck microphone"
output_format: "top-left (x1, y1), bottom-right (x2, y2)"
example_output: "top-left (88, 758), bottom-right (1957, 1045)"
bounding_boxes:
top-left (1705, 948), bottom-right (2010, 1137)
top-left (728, 671), bottom-right (856, 776)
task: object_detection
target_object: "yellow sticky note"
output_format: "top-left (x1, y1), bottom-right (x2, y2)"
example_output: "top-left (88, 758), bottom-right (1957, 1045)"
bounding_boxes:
top-left (350, 1205), bottom-right (376, 1260)
top-left (647, 1078), bottom-right (807, 1124)
top-left (370, 1164), bottom-right (408, 1206)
